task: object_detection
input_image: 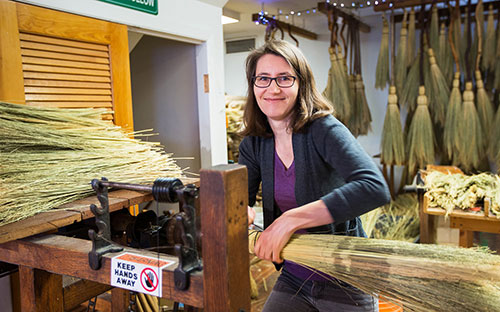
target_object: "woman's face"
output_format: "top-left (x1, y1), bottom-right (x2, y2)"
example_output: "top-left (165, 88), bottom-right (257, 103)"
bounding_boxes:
top-left (253, 54), bottom-right (299, 123)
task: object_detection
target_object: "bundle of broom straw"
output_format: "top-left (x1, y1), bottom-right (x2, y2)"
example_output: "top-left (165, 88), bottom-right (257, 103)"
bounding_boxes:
top-left (249, 230), bottom-right (500, 312)
top-left (0, 102), bottom-right (184, 227)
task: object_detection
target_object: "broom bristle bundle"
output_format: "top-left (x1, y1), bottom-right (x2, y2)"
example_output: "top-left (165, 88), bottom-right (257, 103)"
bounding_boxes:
top-left (249, 230), bottom-right (500, 312)
top-left (0, 102), bottom-right (185, 226)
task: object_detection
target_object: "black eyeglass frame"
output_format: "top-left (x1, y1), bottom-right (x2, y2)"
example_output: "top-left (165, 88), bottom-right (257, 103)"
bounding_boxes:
top-left (252, 75), bottom-right (297, 88)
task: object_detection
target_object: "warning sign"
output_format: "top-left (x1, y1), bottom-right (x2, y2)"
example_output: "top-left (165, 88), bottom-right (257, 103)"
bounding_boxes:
top-left (111, 252), bottom-right (175, 296)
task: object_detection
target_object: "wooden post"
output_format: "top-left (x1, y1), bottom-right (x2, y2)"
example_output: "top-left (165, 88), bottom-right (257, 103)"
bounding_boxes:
top-left (111, 287), bottom-right (130, 312)
top-left (18, 266), bottom-right (64, 312)
top-left (200, 164), bottom-right (250, 312)
top-left (419, 191), bottom-right (436, 244)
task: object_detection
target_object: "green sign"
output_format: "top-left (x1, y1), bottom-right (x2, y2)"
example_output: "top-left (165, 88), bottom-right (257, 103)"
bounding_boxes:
top-left (99, 0), bottom-right (158, 15)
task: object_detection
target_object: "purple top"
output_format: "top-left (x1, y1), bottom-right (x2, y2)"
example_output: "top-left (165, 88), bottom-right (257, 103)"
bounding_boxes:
top-left (274, 150), bottom-right (331, 282)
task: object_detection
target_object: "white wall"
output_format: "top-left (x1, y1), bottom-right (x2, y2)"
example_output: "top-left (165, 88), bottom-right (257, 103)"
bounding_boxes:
top-left (17, 0), bottom-right (229, 168)
top-left (224, 13), bottom-right (389, 162)
top-left (130, 35), bottom-right (202, 174)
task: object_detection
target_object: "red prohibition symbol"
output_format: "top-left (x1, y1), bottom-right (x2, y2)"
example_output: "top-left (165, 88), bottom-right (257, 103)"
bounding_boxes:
top-left (140, 268), bottom-right (159, 292)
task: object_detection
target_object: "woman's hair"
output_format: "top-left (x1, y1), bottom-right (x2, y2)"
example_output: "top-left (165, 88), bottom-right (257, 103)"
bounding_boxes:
top-left (240, 40), bottom-right (333, 137)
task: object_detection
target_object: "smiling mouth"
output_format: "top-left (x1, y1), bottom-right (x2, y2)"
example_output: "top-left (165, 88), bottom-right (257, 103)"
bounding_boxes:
top-left (265, 98), bottom-right (285, 101)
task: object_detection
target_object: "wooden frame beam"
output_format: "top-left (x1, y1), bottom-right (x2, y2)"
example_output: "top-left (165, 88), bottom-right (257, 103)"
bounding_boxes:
top-left (251, 13), bottom-right (318, 40)
top-left (317, 2), bottom-right (371, 33)
top-left (0, 235), bottom-right (204, 307)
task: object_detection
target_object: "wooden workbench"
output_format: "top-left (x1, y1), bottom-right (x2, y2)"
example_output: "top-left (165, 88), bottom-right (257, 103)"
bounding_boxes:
top-left (0, 164), bottom-right (251, 312)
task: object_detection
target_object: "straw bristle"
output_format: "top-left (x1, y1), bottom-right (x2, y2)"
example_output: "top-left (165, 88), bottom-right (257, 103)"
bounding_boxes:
top-left (0, 102), bottom-right (185, 226)
top-left (428, 48), bottom-right (450, 127)
top-left (437, 23), bottom-right (453, 84)
top-left (406, 86), bottom-right (435, 175)
top-left (355, 75), bottom-right (372, 136)
top-left (401, 53), bottom-right (420, 109)
top-left (249, 230), bottom-right (500, 312)
top-left (323, 49), bottom-right (351, 123)
top-left (460, 82), bottom-right (484, 171)
top-left (482, 5), bottom-right (496, 71)
top-left (406, 8), bottom-right (416, 68)
top-left (381, 86), bottom-right (405, 166)
top-left (375, 15), bottom-right (390, 90)
top-left (475, 71), bottom-right (494, 143)
top-left (429, 6), bottom-right (440, 54)
top-left (443, 73), bottom-right (463, 163)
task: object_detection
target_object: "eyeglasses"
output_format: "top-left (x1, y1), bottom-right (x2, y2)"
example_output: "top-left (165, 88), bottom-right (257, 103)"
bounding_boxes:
top-left (252, 75), bottom-right (297, 88)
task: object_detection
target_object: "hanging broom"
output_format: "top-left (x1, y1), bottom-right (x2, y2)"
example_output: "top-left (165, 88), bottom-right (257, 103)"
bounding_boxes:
top-left (459, 1), bottom-right (484, 172)
top-left (381, 11), bottom-right (405, 168)
top-left (460, 82), bottom-right (484, 172)
top-left (406, 7), bottom-right (416, 68)
top-left (375, 14), bottom-right (390, 90)
top-left (407, 86), bottom-right (435, 175)
top-left (381, 86), bottom-right (405, 167)
top-left (443, 13), bottom-right (464, 166)
top-left (482, 4), bottom-right (496, 72)
top-left (249, 230), bottom-right (500, 312)
top-left (394, 10), bottom-right (408, 99)
top-left (353, 20), bottom-right (372, 136)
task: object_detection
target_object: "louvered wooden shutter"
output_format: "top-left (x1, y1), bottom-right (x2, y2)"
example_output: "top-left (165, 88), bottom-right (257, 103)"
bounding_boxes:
top-left (0, 0), bottom-right (133, 129)
top-left (20, 33), bottom-right (114, 120)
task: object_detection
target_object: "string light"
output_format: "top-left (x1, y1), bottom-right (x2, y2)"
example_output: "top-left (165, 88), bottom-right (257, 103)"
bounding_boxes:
top-left (254, 0), bottom-right (375, 27)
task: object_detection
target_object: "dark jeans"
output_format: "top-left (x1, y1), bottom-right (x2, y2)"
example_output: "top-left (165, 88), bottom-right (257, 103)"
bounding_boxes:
top-left (262, 269), bottom-right (379, 312)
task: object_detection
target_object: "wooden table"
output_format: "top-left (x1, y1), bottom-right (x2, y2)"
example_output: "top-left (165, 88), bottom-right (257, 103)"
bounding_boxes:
top-left (0, 164), bottom-right (251, 312)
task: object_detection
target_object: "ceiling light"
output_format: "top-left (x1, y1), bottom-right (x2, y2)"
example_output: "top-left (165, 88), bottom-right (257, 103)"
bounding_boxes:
top-left (222, 8), bottom-right (240, 25)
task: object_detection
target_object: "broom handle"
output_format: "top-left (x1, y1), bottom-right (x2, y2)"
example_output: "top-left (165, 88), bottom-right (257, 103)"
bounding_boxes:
top-left (448, 1), bottom-right (460, 73)
top-left (390, 9), bottom-right (395, 86)
top-left (465, 0), bottom-right (472, 82)
top-left (475, 0), bottom-right (483, 71)
top-left (419, 3), bottom-right (426, 86)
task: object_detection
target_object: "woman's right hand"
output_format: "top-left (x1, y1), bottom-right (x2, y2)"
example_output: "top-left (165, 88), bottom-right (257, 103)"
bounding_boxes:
top-left (248, 206), bottom-right (256, 226)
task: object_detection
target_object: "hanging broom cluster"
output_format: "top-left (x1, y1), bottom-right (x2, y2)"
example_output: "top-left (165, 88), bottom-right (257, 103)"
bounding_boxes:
top-left (322, 7), bottom-right (372, 137)
top-left (375, 0), bottom-right (500, 191)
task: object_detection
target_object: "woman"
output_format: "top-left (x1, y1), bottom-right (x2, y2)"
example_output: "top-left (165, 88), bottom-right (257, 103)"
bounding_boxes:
top-left (238, 40), bottom-right (391, 311)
